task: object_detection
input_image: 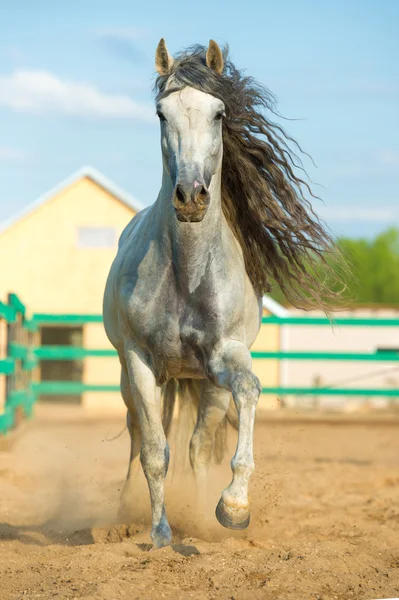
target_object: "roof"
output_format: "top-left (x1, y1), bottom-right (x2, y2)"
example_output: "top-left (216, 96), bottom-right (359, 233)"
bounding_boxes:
top-left (0, 165), bottom-right (144, 235)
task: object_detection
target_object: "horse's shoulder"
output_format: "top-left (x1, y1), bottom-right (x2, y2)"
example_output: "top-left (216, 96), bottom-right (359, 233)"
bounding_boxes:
top-left (118, 205), bottom-right (152, 250)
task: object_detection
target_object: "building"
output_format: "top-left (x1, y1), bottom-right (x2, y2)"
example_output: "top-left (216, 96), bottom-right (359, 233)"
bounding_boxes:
top-left (0, 167), bottom-right (281, 413)
top-left (281, 306), bottom-right (399, 409)
top-left (0, 167), bottom-right (141, 411)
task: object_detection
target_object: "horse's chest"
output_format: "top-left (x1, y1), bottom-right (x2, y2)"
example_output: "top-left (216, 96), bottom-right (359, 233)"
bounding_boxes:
top-left (128, 295), bottom-right (223, 381)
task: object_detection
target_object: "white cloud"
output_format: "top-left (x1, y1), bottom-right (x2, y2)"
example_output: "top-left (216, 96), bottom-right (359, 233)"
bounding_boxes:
top-left (319, 207), bottom-right (397, 223)
top-left (272, 75), bottom-right (399, 99)
top-left (0, 147), bottom-right (25, 161)
top-left (379, 150), bottom-right (399, 167)
top-left (329, 150), bottom-right (399, 179)
top-left (0, 69), bottom-right (154, 121)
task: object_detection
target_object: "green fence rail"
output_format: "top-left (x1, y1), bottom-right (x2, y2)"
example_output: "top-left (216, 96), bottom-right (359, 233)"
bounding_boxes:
top-left (2, 294), bottom-right (399, 435)
top-left (252, 351), bottom-right (399, 361)
top-left (0, 294), bottom-right (35, 435)
top-left (10, 345), bottom-right (399, 364)
top-left (33, 314), bottom-right (103, 325)
top-left (0, 358), bottom-right (15, 375)
top-left (261, 387), bottom-right (399, 397)
top-left (0, 301), bottom-right (16, 322)
top-left (10, 343), bottom-right (116, 361)
top-left (32, 382), bottom-right (120, 394)
top-left (262, 315), bottom-right (399, 326)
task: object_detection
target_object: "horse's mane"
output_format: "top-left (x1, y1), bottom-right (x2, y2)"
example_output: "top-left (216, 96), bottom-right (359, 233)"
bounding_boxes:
top-left (154, 45), bottom-right (344, 309)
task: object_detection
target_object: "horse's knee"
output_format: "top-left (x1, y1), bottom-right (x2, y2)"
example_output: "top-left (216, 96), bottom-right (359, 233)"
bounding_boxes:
top-left (140, 440), bottom-right (169, 480)
top-left (231, 370), bottom-right (261, 407)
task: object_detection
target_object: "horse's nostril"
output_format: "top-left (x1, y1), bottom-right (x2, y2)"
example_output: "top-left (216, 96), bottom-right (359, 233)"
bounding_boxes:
top-left (175, 185), bottom-right (186, 205)
top-left (174, 182), bottom-right (209, 212)
top-left (195, 185), bottom-right (209, 206)
top-left (198, 185), bottom-right (207, 197)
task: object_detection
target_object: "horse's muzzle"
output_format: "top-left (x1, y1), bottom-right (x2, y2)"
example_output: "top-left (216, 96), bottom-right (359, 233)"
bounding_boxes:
top-left (172, 182), bottom-right (210, 222)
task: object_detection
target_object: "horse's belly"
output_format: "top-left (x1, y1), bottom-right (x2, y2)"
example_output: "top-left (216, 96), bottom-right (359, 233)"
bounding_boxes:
top-left (174, 356), bottom-right (206, 379)
top-left (153, 344), bottom-right (207, 383)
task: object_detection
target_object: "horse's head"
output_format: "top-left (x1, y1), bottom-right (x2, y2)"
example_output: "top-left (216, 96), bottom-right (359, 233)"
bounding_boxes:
top-left (155, 39), bottom-right (225, 223)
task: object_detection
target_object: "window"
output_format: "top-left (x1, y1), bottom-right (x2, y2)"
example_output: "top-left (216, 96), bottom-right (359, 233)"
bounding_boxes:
top-left (77, 227), bottom-right (116, 248)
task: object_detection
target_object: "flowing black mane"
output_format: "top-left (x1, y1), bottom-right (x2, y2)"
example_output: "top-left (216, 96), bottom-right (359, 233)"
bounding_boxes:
top-left (155, 44), bottom-right (342, 308)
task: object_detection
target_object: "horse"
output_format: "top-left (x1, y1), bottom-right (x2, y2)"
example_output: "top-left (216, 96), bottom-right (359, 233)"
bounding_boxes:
top-left (103, 39), bottom-right (337, 548)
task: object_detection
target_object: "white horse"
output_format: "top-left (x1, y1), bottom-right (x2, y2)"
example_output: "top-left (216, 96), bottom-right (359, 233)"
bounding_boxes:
top-left (104, 39), bottom-right (336, 547)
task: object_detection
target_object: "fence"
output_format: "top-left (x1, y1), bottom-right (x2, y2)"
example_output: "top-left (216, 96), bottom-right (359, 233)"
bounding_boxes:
top-left (0, 294), bottom-right (36, 434)
top-left (1, 293), bottom-right (399, 434)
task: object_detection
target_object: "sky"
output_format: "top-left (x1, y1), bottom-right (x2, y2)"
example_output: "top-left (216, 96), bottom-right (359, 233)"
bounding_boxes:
top-left (0, 0), bottom-right (398, 239)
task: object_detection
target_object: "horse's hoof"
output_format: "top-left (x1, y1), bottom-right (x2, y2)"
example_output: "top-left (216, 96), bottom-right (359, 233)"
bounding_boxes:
top-left (215, 498), bottom-right (250, 530)
top-left (151, 523), bottom-right (172, 549)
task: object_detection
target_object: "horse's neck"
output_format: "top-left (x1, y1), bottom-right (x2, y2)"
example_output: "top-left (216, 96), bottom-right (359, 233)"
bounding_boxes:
top-left (158, 172), bottom-right (225, 293)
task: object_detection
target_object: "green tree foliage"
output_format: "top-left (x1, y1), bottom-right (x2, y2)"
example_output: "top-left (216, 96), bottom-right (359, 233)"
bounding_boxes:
top-left (338, 227), bottom-right (399, 305)
top-left (270, 228), bottom-right (399, 307)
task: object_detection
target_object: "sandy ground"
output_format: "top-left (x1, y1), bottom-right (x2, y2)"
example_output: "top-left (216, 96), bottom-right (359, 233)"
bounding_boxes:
top-left (0, 406), bottom-right (398, 600)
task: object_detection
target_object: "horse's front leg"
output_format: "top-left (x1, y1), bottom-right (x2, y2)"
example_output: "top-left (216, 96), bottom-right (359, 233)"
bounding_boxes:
top-left (208, 341), bottom-right (261, 530)
top-left (125, 344), bottom-right (172, 548)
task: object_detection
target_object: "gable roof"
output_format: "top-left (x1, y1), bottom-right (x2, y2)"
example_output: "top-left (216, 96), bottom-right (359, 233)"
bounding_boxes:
top-left (0, 165), bottom-right (144, 235)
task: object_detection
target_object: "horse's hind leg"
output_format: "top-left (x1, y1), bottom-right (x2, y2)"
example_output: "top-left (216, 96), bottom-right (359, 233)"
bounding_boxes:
top-left (125, 344), bottom-right (172, 548)
top-left (119, 366), bottom-right (142, 519)
top-left (209, 341), bottom-right (261, 530)
top-left (189, 381), bottom-right (230, 508)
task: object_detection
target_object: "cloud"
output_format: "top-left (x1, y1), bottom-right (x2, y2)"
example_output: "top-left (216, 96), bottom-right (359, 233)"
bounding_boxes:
top-left (96, 27), bottom-right (147, 63)
top-left (328, 150), bottom-right (399, 179)
top-left (319, 207), bottom-right (397, 223)
top-left (0, 69), bottom-right (154, 121)
top-left (0, 147), bottom-right (26, 161)
top-left (272, 75), bottom-right (399, 100)
top-left (379, 150), bottom-right (399, 167)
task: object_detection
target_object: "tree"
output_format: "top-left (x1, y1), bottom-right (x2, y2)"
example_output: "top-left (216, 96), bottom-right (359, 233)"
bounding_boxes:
top-left (270, 227), bottom-right (399, 307)
top-left (338, 228), bottom-right (399, 305)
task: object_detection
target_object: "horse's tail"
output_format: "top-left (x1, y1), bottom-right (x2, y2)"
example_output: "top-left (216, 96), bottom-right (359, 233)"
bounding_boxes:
top-left (161, 378), bottom-right (238, 473)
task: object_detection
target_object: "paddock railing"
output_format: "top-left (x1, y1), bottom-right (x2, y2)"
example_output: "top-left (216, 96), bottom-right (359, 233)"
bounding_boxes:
top-left (1, 293), bottom-right (399, 434)
top-left (0, 294), bottom-right (36, 434)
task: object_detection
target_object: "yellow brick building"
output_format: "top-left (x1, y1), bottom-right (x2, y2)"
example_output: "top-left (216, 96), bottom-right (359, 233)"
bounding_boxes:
top-left (0, 167), bottom-right (280, 413)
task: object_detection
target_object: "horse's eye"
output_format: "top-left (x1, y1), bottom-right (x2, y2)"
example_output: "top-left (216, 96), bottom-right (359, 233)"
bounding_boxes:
top-left (214, 111), bottom-right (225, 122)
top-left (157, 111), bottom-right (167, 122)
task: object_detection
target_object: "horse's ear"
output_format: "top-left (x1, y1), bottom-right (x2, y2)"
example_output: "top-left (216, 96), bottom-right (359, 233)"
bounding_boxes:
top-left (155, 38), bottom-right (174, 75)
top-left (206, 40), bottom-right (224, 75)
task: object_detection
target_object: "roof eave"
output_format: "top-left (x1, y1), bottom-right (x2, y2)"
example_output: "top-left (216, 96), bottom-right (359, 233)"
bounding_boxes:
top-left (0, 165), bottom-right (144, 236)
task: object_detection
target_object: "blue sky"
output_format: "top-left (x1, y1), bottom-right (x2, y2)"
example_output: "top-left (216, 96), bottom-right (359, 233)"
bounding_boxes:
top-left (0, 0), bottom-right (398, 238)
